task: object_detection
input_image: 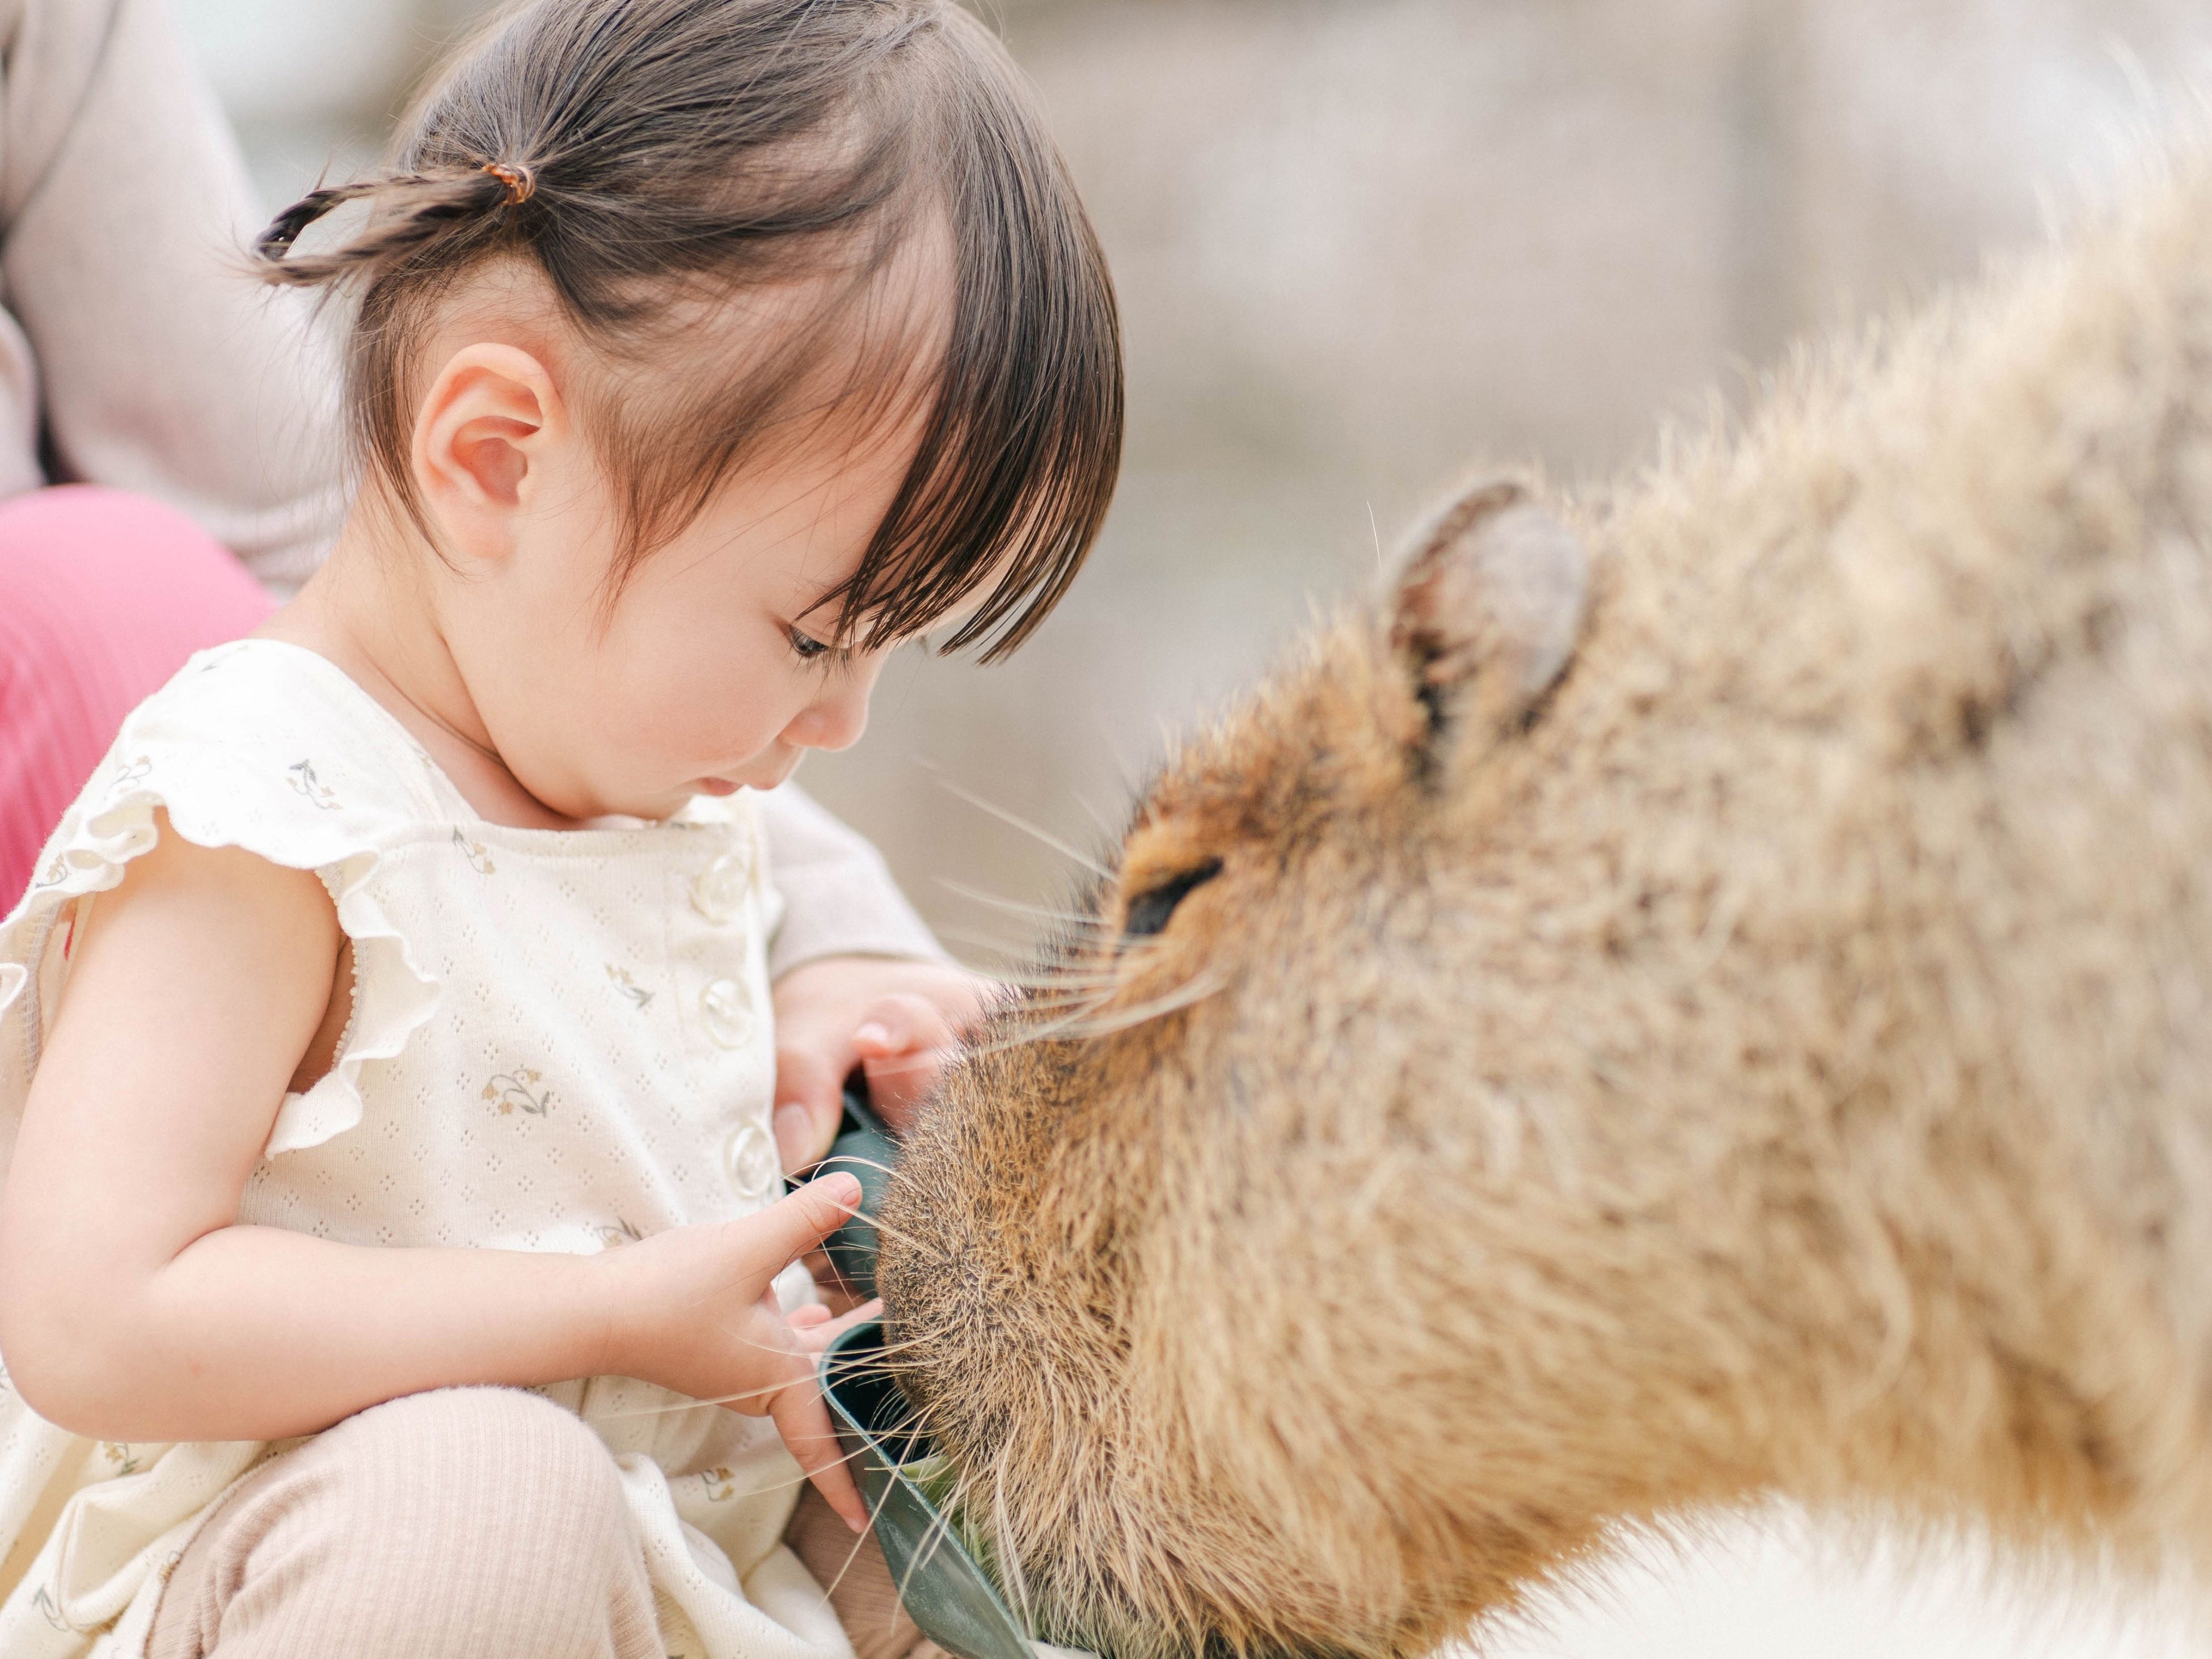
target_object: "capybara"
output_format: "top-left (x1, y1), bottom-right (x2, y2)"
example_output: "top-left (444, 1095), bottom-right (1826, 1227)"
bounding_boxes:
top-left (878, 145), bottom-right (2212, 1659)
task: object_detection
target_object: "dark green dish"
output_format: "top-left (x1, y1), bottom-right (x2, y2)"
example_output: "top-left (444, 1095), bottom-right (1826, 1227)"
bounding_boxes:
top-left (812, 1085), bottom-right (900, 1298)
top-left (822, 1320), bottom-right (1036, 1659)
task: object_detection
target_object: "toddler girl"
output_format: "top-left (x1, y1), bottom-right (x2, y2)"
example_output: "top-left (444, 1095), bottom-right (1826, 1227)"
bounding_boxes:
top-left (0, 2), bottom-right (1120, 1656)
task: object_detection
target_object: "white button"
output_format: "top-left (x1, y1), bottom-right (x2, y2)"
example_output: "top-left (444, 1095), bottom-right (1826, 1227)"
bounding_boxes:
top-left (690, 847), bottom-right (752, 924)
top-left (701, 977), bottom-right (752, 1048)
top-left (725, 1121), bottom-right (781, 1197)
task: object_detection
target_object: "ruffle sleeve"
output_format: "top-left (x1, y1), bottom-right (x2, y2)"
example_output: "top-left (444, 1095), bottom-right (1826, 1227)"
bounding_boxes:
top-left (0, 643), bottom-right (442, 1165)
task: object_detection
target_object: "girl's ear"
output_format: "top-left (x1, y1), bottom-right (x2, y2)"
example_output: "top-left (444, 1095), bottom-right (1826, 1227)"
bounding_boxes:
top-left (410, 343), bottom-right (565, 563)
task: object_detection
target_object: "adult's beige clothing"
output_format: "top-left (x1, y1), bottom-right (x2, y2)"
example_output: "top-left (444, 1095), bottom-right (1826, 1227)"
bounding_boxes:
top-left (0, 0), bottom-right (945, 972)
top-left (0, 0), bottom-right (341, 588)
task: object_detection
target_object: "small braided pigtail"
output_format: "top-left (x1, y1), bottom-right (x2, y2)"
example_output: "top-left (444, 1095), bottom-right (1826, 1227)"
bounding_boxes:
top-left (253, 166), bottom-right (532, 289)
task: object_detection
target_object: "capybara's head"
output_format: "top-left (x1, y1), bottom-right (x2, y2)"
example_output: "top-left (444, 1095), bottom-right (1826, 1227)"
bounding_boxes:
top-left (877, 482), bottom-right (1650, 1659)
top-left (879, 152), bottom-right (2212, 1659)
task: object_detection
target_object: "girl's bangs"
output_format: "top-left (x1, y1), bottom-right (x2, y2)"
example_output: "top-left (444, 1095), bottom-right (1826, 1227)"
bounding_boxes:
top-left (826, 41), bottom-right (1123, 662)
top-left (305, 0), bottom-right (1122, 655)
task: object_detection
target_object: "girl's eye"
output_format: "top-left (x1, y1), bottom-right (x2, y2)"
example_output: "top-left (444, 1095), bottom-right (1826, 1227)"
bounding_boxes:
top-left (787, 626), bottom-right (833, 662)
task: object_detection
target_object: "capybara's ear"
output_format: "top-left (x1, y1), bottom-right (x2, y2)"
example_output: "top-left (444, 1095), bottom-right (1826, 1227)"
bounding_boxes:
top-left (1388, 476), bottom-right (1589, 748)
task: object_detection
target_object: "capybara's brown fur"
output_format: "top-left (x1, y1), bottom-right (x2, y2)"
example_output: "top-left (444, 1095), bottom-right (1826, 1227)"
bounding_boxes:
top-left (877, 145), bottom-right (2212, 1659)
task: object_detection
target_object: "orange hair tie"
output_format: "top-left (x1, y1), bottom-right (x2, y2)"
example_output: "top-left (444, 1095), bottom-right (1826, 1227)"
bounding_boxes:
top-left (481, 161), bottom-right (535, 206)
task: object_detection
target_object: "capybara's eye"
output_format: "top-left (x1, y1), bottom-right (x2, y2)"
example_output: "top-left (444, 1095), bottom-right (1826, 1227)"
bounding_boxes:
top-left (1122, 859), bottom-right (1223, 939)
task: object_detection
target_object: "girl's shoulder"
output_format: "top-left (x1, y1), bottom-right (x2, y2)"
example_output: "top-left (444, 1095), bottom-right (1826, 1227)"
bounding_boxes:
top-left (9, 639), bottom-right (453, 916)
top-left (1, 641), bottom-right (459, 1150)
top-left (94, 638), bottom-right (452, 850)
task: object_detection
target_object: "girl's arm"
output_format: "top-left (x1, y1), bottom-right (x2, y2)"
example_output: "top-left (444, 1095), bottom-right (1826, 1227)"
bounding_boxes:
top-left (757, 784), bottom-right (947, 979)
top-left (757, 783), bottom-right (997, 1165)
top-left (0, 821), bottom-right (864, 1520)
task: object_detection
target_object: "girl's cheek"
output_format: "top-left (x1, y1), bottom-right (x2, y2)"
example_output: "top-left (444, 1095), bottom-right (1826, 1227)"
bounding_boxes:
top-left (660, 681), bottom-right (785, 766)
top-left (594, 622), bottom-right (804, 770)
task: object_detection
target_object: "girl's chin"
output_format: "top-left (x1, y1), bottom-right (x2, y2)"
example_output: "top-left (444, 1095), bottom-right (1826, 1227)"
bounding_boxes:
top-left (694, 778), bottom-right (744, 797)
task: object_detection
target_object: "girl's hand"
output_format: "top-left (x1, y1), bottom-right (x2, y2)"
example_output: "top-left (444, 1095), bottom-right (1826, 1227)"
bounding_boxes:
top-left (598, 1174), bottom-right (873, 1529)
top-left (771, 957), bottom-right (997, 1169)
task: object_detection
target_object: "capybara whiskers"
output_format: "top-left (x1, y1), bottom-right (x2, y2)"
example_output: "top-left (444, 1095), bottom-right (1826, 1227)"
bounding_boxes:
top-left (938, 879), bottom-right (1116, 931)
top-left (934, 778), bottom-right (1115, 880)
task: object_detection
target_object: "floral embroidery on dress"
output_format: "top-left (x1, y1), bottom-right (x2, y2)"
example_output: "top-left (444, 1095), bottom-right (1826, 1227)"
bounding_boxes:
top-left (700, 1467), bottom-right (737, 1502)
top-left (32, 1583), bottom-right (73, 1632)
top-left (482, 1067), bottom-right (552, 1116)
top-left (596, 1217), bottom-right (645, 1248)
top-left (286, 759), bottom-right (341, 810)
top-left (101, 1443), bottom-right (141, 1476)
top-left (606, 964), bottom-right (654, 1011)
top-left (453, 828), bottom-right (497, 875)
top-left (103, 755), bottom-right (152, 799)
top-left (31, 851), bottom-right (68, 890)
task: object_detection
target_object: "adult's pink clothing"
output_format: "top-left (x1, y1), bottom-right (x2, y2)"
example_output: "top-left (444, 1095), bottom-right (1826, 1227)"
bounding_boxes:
top-left (0, 486), bottom-right (272, 903)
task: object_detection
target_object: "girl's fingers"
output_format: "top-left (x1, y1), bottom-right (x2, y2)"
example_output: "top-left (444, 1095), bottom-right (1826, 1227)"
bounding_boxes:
top-left (851, 993), bottom-right (953, 1058)
top-left (771, 1039), bottom-right (850, 1174)
top-left (788, 1302), bottom-right (835, 1329)
top-left (855, 994), bottom-right (963, 1128)
top-left (862, 1045), bottom-right (959, 1127)
top-left (793, 1296), bottom-right (884, 1356)
top-left (863, 1055), bottom-right (956, 1129)
top-left (800, 1245), bottom-right (867, 1318)
top-left (731, 1175), bottom-right (863, 1282)
top-left (770, 1379), bottom-right (868, 1531)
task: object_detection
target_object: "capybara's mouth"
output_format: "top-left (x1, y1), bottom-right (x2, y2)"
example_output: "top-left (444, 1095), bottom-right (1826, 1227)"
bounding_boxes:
top-left (813, 1086), bottom-right (1044, 1656)
top-left (821, 1320), bottom-right (1037, 1659)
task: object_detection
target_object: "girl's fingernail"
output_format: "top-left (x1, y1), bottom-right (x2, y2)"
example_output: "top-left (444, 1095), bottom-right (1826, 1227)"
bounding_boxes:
top-left (855, 1022), bottom-right (891, 1048)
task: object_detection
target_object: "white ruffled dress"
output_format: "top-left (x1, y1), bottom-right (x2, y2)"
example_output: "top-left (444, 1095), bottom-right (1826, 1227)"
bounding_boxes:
top-left (0, 639), bottom-right (850, 1659)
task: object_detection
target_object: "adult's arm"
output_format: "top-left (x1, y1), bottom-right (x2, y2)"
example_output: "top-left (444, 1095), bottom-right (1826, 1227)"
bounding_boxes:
top-left (0, 0), bottom-right (346, 590)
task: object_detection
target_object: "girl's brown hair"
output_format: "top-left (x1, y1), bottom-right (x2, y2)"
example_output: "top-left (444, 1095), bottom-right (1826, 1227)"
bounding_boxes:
top-left (256, 0), bottom-right (1121, 658)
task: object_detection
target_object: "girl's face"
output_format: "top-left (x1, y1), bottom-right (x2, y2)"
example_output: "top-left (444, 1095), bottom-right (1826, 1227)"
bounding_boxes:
top-left (455, 419), bottom-right (918, 825)
top-left (411, 272), bottom-right (944, 825)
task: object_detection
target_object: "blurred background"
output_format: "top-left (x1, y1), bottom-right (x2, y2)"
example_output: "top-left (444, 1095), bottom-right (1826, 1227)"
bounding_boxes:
top-left (174, 1), bottom-right (2212, 1653)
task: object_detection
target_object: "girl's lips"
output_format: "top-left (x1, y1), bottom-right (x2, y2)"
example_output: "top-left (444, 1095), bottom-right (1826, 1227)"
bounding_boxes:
top-left (693, 750), bottom-right (799, 797)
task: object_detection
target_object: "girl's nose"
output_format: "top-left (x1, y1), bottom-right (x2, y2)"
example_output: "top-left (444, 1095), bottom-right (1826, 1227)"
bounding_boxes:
top-left (785, 665), bottom-right (876, 753)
